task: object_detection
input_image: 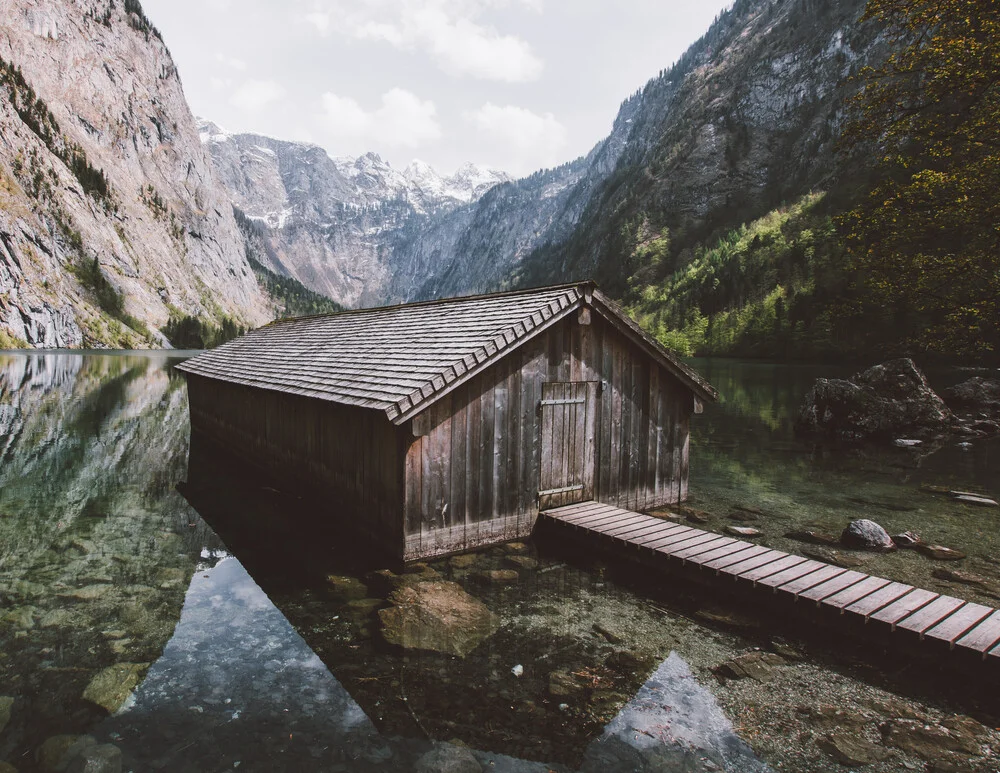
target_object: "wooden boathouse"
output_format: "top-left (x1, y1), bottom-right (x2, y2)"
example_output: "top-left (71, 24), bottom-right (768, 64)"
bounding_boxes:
top-left (177, 282), bottom-right (718, 561)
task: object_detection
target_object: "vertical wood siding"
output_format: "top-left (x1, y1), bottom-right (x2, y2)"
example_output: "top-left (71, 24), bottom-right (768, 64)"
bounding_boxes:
top-left (186, 375), bottom-right (404, 555)
top-left (403, 314), bottom-right (694, 560)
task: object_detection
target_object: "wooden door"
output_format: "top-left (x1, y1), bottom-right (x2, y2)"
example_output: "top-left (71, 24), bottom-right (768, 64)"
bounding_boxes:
top-left (538, 382), bottom-right (598, 510)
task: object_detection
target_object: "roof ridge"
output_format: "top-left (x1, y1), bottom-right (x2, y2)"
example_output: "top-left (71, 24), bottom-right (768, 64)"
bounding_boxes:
top-left (264, 280), bottom-right (596, 327)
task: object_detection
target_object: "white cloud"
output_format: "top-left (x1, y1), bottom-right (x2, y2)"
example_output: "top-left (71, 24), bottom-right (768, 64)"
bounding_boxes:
top-left (463, 102), bottom-right (567, 170)
top-left (321, 88), bottom-right (442, 149)
top-left (215, 52), bottom-right (247, 71)
top-left (315, 0), bottom-right (543, 82)
top-left (210, 76), bottom-right (233, 90)
top-left (229, 79), bottom-right (284, 112)
top-left (303, 10), bottom-right (331, 35)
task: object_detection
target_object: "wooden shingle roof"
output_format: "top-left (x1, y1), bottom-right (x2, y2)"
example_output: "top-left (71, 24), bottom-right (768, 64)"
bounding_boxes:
top-left (177, 281), bottom-right (718, 424)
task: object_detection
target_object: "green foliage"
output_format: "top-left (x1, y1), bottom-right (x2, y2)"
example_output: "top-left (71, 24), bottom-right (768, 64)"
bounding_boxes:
top-left (0, 56), bottom-right (113, 206)
top-left (123, 0), bottom-right (162, 40)
top-left (626, 194), bottom-right (858, 359)
top-left (0, 329), bottom-right (28, 349)
top-left (248, 257), bottom-right (345, 318)
top-left (841, 0), bottom-right (1000, 356)
top-left (68, 148), bottom-right (109, 201)
top-left (161, 313), bottom-right (246, 349)
top-left (75, 257), bottom-right (151, 340)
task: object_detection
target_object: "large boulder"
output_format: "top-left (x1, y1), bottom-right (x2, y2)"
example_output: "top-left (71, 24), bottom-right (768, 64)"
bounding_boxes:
top-left (378, 581), bottom-right (499, 658)
top-left (797, 359), bottom-right (955, 442)
top-left (943, 377), bottom-right (1000, 416)
top-left (841, 520), bottom-right (896, 552)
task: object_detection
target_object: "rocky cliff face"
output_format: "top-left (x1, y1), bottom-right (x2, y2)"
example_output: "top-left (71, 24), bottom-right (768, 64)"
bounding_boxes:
top-left (199, 121), bottom-right (512, 307)
top-left (0, 0), bottom-right (270, 348)
top-left (513, 0), bottom-right (878, 291)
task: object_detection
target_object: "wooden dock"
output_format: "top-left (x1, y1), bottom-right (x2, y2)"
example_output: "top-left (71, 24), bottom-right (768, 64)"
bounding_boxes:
top-left (539, 501), bottom-right (1000, 666)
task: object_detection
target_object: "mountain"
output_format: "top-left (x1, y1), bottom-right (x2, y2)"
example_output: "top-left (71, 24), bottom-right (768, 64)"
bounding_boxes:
top-left (0, 0), bottom-right (271, 348)
top-left (514, 0), bottom-right (878, 294)
top-left (202, 0), bottom-right (878, 320)
top-left (198, 121), bottom-right (512, 307)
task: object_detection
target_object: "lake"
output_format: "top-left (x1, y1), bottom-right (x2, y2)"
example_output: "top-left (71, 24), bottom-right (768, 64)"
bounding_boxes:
top-left (1, 352), bottom-right (998, 772)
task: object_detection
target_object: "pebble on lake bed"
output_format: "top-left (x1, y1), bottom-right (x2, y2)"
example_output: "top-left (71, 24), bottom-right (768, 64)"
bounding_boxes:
top-left (915, 544), bottom-right (967, 561)
top-left (725, 525), bottom-right (762, 537)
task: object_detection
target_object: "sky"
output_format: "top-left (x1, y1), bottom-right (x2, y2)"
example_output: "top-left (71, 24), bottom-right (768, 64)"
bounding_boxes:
top-left (142, 0), bottom-right (732, 177)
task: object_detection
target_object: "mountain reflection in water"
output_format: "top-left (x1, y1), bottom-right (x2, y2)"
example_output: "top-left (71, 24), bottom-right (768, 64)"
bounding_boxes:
top-left (95, 552), bottom-right (767, 772)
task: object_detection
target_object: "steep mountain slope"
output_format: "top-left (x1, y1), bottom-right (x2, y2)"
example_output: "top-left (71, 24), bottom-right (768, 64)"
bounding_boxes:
top-left (0, 0), bottom-right (270, 348)
top-left (199, 122), bottom-right (512, 307)
top-left (514, 0), bottom-right (877, 292)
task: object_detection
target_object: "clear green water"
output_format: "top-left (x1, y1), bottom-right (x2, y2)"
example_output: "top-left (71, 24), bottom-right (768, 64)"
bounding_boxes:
top-left (687, 358), bottom-right (1000, 606)
top-left (1, 352), bottom-right (998, 773)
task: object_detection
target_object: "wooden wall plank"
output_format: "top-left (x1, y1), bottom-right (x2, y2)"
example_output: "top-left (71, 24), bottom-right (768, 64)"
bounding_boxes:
top-left (450, 386), bottom-right (468, 544)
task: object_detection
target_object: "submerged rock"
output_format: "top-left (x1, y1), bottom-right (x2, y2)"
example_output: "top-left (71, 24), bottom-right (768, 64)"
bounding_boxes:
top-left (817, 732), bottom-right (890, 767)
top-left (891, 530), bottom-right (923, 549)
top-left (724, 525), bottom-right (762, 537)
top-left (916, 544), bottom-right (967, 561)
top-left (549, 670), bottom-right (587, 698)
top-left (841, 519), bottom-right (895, 552)
top-left (449, 553), bottom-right (479, 569)
top-left (472, 569), bottom-right (519, 585)
top-left (378, 581), bottom-right (499, 657)
top-left (932, 568), bottom-right (997, 594)
top-left (954, 494), bottom-right (999, 508)
top-left (797, 358), bottom-right (955, 442)
top-left (882, 718), bottom-right (984, 759)
top-left (82, 663), bottom-right (147, 713)
top-left (713, 651), bottom-right (785, 683)
top-left (943, 377), bottom-right (1000, 416)
top-left (37, 736), bottom-right (96, 772)
top-left (414, 743), bottom-right (482, 773)
top-left (325, 575), bottom-right (369, 601)
top-left (65, 744), bottom-right (122, 773)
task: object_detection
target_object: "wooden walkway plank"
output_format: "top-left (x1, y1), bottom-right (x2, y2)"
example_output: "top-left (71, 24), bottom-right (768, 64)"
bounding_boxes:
top-left (657, 532), bottom-right (727, 558)
top-left (870, 589), bottom-right (940, 628)
top-left (690, 541), bottom-right (756, 566)
top-left (563, 508), bottom-right (637, 529)
top-left (800, 571), bottom-right (869, 605)
top-left (756, 560), bottom-right (827, 591)
top-left (823, 576), bottom-right (893, 611)
top-left (553, 508), bottom-right (622, 527)
top-left (718, 550), bottom-right (789, 579)
top-left (739, 555), bottom-right (810, 585)
top-left (671, 536), bottom-right (738, 562)
top-left (701, 545), bottom-right (773, 572)
top-left (955, 611), bottom-right (1000, 655)
top-left (611, 520), bottom-right (683, 542)
top-left (894, 596), bottom-right (965, 636)
top-left (629, 524), bottom-right (695, 547)
top-left (776, 565), bottom-right (847, 597)
top-left (550, 502), bottom-right (616, 519)
top-left (844, 582), bottom-right (915, 620)
top-left (923, 603), bottom-right (995, 647)
top-left (592, 514), bottom-right (659, 538)
top-left (557, 503), bottom-right (629, 521)
top-left (642, 529), bottom-right (715, 552)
